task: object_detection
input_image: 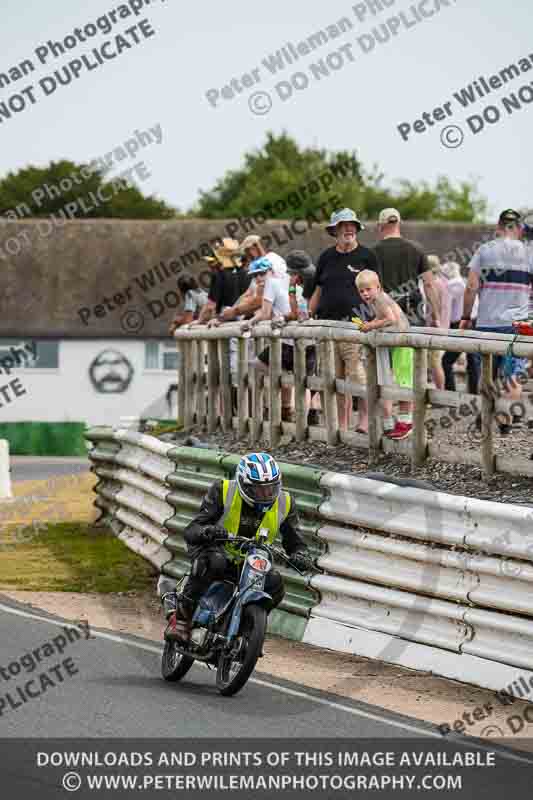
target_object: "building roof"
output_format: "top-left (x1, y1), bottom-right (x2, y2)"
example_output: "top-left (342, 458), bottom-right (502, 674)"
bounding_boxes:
top-left (0, 219), bottom-right (493, 338)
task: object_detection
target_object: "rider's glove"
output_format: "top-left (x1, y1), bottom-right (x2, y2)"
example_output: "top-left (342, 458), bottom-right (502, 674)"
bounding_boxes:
top-left (198, 525), bottom-right (228, 546)
top-left (290, 550), bottom-right (314, 573)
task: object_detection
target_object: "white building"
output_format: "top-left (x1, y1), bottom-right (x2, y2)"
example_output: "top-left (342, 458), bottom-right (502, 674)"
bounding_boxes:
top-left (0, 337), bottom-right (179, 428)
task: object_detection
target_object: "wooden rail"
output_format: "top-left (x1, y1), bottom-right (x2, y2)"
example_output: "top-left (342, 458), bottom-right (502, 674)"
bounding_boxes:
top-left (173, 321), bottom-right (533, 479)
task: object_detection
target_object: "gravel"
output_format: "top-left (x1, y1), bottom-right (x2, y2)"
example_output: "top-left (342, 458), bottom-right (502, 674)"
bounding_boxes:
top-left (168, 406), bottom-right (533, 508)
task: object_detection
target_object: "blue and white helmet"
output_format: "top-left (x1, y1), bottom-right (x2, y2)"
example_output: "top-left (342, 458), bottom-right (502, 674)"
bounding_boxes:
top-left (248, 256), bottom-right (272, 276)
top-left (236, 452), bottom-right (282, 512)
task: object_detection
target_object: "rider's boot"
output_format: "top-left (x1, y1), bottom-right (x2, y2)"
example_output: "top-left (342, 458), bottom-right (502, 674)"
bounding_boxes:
top-left (161, 591), bottom-right (178, 620)
top-left (164, 594), bottom-right (194, 643)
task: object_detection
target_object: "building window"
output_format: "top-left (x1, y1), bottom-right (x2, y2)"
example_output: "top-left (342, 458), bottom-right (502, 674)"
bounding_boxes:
top-left (144, 341), bottom-right (179, 371)
top-left (0, 339), bottom-right (59, 369)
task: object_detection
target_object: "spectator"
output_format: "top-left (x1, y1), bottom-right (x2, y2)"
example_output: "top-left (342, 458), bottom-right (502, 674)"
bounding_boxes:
top-left (441, 261), bottom-right (480, 394)
top-left (461, 208), bottom-right (533, 434)
top-left (240, 234), bottom-right (287, 278)
top-left (240, 257), bottom-right (294, 421)
top-left (520, 212), bottom-right (533, 320)
top-left (207, 239), bottom-right (273, 328)
top-left (169, 275), bottom-right (208, 333)
top-left (285, 250), bottom-right (321, 426)
top-left (421, 255), bottom-right (451, 391)
top-left (356, 270), bottom-right (414, 439)
top-left (285, 250), bottom-right (316, 319)
top-left (190, 239), bottom-right (249, 416)
top-left (194, 239), bottom-right (250, 326)
top-left (373, 208), bottom-right (441, 327)
top-left (308, 208), bottom-right (377, 433)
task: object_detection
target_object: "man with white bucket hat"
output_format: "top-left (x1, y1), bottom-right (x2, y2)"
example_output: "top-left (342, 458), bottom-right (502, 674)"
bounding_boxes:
top-left (308, 208), bottom-right (378, 432)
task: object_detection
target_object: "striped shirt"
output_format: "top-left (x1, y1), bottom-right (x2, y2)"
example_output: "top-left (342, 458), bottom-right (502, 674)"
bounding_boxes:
top-left (468, 238), bottom-right (533, 328)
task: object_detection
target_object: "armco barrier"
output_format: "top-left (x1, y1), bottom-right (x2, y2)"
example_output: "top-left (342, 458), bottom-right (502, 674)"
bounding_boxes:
top-left (85, 427), bottom-right (533, 696)
top-left (85, 427), bottom-right (323, 641)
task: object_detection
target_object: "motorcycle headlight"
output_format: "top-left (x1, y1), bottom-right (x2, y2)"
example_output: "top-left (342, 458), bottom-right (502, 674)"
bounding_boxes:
top-left (247, 555), bottom-right (271, 573)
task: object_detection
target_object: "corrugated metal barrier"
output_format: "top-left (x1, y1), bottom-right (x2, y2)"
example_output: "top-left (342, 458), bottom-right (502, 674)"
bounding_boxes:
top-left (85, 426), bottom-right (533, 697)
top-left (85, 427), bottom-right (323, 642)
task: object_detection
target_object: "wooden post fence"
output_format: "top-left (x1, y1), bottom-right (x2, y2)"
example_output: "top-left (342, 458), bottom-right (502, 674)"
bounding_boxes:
top-left (172, 322), bottom-right (533, 478)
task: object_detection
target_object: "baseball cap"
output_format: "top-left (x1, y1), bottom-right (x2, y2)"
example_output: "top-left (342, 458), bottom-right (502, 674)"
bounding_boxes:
top-left (378, 208), bottom-right (401, 225)
top-left (498, 209), bottom-right (522, 226)
top-left (325, 208), bottom-right (365, 236)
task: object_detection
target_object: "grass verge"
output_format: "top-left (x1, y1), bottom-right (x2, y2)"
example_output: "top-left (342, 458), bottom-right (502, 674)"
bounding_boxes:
top-left (0, 522), bottom-right (157, 593)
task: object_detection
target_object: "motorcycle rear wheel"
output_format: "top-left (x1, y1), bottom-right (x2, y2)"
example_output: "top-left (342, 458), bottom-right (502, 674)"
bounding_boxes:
top-left (216, 605), bottom-right (267, 697)
top-left (162, 640), bottom-right (195, 682)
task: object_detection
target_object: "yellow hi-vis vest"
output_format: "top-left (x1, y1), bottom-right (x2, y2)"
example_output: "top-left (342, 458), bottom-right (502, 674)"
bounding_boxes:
top-left (221, 479), bottom-right (291, 563)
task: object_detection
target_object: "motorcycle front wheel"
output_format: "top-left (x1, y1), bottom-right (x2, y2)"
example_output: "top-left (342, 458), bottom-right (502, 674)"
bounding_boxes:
top-left (216, 605), bottom-right (267, 697)
top-left (162, 639), bottom-right (195, 682)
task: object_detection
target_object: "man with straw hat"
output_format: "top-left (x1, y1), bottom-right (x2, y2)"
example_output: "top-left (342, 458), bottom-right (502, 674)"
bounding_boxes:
top-left (195, 238), bottom-right (250, 325)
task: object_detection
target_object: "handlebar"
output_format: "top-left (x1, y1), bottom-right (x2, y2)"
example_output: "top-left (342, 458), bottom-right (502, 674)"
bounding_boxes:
top-left (213, 536), bottom-right (317, 576)
top-left (214, 535), bottom-right (273, 552)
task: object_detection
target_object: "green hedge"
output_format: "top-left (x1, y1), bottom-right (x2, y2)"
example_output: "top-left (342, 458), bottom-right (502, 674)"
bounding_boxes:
top-left (0, 422), bottom-right (87, 456)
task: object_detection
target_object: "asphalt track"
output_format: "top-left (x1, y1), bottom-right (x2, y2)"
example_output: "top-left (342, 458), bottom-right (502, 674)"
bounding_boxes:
top-left (0, 594), bottom-right (447, 739)
top-left (3, 460), bottom-right (533, 797)
top-left (10, 456), bottom-right (90, 483)
top-left (1, 595), bottom-right (533, 797)
top-left (0, 594), bottom-right (531, 749)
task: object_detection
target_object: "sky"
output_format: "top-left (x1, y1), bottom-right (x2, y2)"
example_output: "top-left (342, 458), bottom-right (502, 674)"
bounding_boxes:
top-left (0, 0), bottom-right (531, 221)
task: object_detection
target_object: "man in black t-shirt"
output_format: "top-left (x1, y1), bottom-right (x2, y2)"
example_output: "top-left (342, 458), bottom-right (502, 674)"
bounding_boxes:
top-left (371, 208), bottom-right (441, 440)
top-left (193, 239), bottom-right (252, 325)
top-left (372, 208), bottom-right (437, 326)
top-left (309, 208), bottom-right (378, 433)
top-left (208, 264), bottom-right (252, 315)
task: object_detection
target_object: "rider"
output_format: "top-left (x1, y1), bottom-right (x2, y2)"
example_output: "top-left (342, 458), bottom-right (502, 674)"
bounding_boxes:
top-left (158, 452), bottom-right (314, 642)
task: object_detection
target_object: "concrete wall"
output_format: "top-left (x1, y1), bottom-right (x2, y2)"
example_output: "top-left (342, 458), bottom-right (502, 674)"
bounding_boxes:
top-left (0, 218), bottom-right (494, 338)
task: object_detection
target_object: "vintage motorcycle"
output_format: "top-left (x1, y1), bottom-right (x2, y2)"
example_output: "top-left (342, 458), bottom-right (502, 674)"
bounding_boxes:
top-left (161, 530), bottom-right (306, 696)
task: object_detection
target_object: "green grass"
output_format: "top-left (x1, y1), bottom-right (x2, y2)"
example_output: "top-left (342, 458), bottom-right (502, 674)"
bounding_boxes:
top-left (0, 522), bottom-right (157, 592)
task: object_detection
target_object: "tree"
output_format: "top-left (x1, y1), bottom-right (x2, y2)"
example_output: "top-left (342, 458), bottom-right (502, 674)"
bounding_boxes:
top-left (359, 173), bottom-right (487, 223)
top-left (192, 132), bottom-right (363, 221)
top-left (192, 132), bottom-right (488, 223)
top-left (0, 160), bottom-right (175, 220)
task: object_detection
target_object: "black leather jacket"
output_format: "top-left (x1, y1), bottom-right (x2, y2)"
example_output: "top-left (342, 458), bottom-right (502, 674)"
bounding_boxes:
top-left (183, 479), bottom-right (306, 559)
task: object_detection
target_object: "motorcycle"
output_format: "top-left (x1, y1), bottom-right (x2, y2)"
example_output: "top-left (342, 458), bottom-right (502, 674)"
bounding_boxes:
top-left (161, 530), bottom-right (305, 696)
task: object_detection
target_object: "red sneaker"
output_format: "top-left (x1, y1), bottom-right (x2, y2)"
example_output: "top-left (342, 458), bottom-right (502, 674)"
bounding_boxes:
top-left (389, 422), bottom-right (413, 440)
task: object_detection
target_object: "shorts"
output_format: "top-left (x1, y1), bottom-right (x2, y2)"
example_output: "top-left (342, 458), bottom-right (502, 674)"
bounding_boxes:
top-left (377, 347), bottom-right (414, 388)
top-left (258, 343), bottom-right (316, 374)
top-left (376, 347), bottom-right (392, 386)
top-left (334, 341), bottom-right (367, 386)
top-left (392, 347), bottom-right (414, 388)
top-left (476, 326), bottom-right (529, 379)
top-left (430, 350), bottom-right (444, 370)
